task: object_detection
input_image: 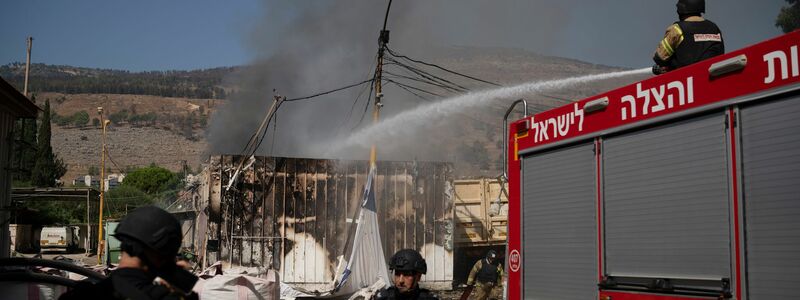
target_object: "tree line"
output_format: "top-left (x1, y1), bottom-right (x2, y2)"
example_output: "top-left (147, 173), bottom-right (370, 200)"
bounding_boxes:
top-left (1, 63), bottom-right (233, 99)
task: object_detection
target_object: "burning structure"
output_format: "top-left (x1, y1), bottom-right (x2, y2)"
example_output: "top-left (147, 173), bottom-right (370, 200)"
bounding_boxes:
top-left (189, 155), bottom-right (455, 292)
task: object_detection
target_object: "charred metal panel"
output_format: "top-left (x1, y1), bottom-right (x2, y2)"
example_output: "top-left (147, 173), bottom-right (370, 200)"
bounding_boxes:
top-left (204, 156), bottom-right (454, 288)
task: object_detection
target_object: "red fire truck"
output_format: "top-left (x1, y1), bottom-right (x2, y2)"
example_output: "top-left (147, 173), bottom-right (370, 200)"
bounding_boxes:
top-left (506, 30), bottom-right (800, 300)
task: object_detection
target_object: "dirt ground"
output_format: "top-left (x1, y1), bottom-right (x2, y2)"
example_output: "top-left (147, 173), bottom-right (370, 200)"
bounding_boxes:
top-left (436, 286), bottom-right (503, 300)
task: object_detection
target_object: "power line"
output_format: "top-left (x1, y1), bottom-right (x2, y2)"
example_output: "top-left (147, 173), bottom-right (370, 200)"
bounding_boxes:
top-left (384, 71), bottom-right (465, 93)
top-left (385, 46), bottom-right (501, 87)
top-left (384, 58), bottom-right (471, 92)
top-left (384, 79), bottom-right (444, 97)
top-left (337, 55), bottom-right (379, 135)
top-left (351, 71), bottom-right (377, 131)
top-left (283, 79), bottom-right (374, 102)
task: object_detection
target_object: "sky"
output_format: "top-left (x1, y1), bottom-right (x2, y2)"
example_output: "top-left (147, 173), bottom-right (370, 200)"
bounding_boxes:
top-left (0, 0), bottom-right (788, 71)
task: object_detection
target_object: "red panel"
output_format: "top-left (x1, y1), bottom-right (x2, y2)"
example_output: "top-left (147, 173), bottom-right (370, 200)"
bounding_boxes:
top-left (512, 31), bottom-right (800, 154)
top-left (600, 291), bottom-right (718, 300)
top-left (507, 31), bottom-right (800, 300)
top-left (506, 130), bottom-right (522, 299)
top-left (595, 138), bottom-right (603, 281)
top-left (728, 108), bottom-right (742, 300)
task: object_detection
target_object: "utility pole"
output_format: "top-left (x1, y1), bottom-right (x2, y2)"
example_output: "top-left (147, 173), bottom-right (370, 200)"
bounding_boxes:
top-left (97, 107), bottom-right (109, 264)
top-left (23, 37), bottom-right (33, 97)
top-left (370, 0), bottom-right (392, 168)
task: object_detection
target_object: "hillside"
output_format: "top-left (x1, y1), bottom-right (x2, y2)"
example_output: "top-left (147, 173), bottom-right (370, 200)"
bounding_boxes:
top-left (13, 47), bottom-right (649, 181)
top-left (1, 63), bottom-right (234, 99)
top-left (35, 92), bottom-right (219, 181)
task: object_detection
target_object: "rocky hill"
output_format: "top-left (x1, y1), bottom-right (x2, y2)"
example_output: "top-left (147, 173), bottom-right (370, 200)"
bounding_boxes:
top-left (1, 63), bottom-right (234, 99)
top-left (13, 47), bottom-right (649, 181)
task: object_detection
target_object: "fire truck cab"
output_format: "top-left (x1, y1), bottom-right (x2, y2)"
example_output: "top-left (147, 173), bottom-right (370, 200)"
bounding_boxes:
top-left (506, 31), bottom-right (800, 300)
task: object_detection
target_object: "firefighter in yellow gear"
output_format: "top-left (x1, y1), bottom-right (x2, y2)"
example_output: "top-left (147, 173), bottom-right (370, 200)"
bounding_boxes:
top-left (652, 0), bottom-right (724, 74)
top-left (466, 250), bottom-right (503, 300)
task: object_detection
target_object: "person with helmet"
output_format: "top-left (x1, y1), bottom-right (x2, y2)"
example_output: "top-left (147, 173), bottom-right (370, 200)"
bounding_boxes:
top-left (374, 249), bottom-right (439, 300)
top-left (60, 206), bottom-right (199, 300)
top-left (652, 0), bottom-right (724, 75)
top-left (465, 250), bottom-right (503, 300)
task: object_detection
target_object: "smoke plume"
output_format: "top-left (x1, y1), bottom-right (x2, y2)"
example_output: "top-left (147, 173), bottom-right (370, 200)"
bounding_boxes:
top-left (207, 1), bottom-right (572, 162)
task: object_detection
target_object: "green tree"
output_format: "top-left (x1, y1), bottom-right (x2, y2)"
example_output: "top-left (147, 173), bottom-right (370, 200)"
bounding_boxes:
top-left (13, 95), bottom-right (38, 182)
top-left (31, 99), bottom-right (68, 187)
top-left (51, 111), bottom-right (71, 127)
top-left (108, 109), bottom-right (129, 125)
top-left (88, 165), bottom-right (99, 176)
top-left (777, 0), bottom-right (800, 33)
top-left (18, 201), bottom-right (85, 224)
top-left (123, 165), bottom-right (179, 194)
top-left (92, 117), bottom-right (100, 127)
top-left (105, 185), bottom-right (154, 219)
top-left (72, 110), bottom-right (90, 127)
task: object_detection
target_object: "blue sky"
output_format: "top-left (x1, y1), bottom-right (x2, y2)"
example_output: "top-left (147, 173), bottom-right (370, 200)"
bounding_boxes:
top-left (1, 0), bottom-right (263, 71)
top-left (0, 0), bottom-right (789, 71)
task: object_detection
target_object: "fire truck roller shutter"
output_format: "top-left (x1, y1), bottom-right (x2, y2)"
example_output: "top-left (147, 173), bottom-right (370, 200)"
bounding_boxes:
top-left (740, 94), bottom-right (800, 298)
top-left (522, 142), bottom-right (597, 300)
top-left (603, 112), bottom-right (731, 281)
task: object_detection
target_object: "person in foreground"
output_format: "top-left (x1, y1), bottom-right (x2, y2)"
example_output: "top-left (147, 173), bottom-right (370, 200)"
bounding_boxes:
top-left (373, 249), bottom-right (439, 300)
top-left (60, 206), bottom-right (199, 300)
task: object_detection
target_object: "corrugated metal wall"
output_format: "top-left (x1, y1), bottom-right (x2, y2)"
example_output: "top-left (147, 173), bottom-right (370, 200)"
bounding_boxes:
top-left (741, 95), bottom-right (800, 298)
top-left (603, 113), bottom-right (731, 279)
top-left (522, 143), bottom-right (597, 300)
top-left (204, 155), bottom-right (455, 289)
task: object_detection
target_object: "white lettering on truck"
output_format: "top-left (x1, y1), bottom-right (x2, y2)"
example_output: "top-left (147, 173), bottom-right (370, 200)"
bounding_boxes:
top-left (531, 103), bottom-right (584, 143)
top-left (764, 45), bottom-right (799, 84)
top-left (620, 77), bottom-right (694, 121)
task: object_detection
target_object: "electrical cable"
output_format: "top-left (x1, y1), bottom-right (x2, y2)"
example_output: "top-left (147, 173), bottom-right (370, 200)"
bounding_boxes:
top-left (383, 79), bottom-right (444, 98)
top-left (337, 55), bottom-right (379, 135)
top-left (383, 59), bottom-right (470, 92)
top-left (283, 79), bottom-right (374, 102)
top-left (385, 47), bottom-right (501, 87)
top-left (351, 74), bottom-right (376, 130)
top-left (383, 71), bottom-right (465, 93)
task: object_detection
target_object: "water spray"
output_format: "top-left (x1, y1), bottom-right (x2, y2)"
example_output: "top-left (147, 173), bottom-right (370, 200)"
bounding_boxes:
top-left (327, 67), bottom-right (650, 155)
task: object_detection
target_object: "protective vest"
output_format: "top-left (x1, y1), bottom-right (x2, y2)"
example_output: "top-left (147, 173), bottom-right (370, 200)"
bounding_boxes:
top-left (476, 259), bottom-right (499, 284)
top-left (670, 20), bottom-right (724, 69)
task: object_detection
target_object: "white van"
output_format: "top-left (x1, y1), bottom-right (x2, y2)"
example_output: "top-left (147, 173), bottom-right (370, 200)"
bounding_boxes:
top-left (40, 226), bottom-right (79, 252)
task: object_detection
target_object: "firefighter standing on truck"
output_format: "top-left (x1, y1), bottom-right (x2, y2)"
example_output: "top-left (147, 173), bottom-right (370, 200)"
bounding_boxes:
top-left (466, 250), bottom-right (503, 300)
top-left (652, 0), bottom-right (724, 75)
top-left (374, 249), bottom-right (439, 300)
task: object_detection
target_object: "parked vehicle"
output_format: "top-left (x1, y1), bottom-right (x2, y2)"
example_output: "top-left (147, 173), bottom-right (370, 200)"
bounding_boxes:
top-left (40, 226), bottom-right (79, 253)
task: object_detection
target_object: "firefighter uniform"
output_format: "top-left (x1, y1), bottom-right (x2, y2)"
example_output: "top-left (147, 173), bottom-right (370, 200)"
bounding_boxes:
top-left (653, 0), bottom-right (724, 74)
top-left (653, 16), bottom-right (724, 71)
top-left (466, 258), bottom-right (503, 300)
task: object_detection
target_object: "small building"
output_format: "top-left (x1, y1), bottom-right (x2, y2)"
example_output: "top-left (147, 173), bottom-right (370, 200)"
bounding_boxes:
top-left (83, 175), bottom-right (100, 187)
top-left (0, 76), bottom-right (39, 258)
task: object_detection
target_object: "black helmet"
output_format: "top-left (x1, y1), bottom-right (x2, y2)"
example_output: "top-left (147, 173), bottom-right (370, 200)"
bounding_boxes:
top-left (389, 249), bottom-right (427, 274)
top-left (676, 0), bottom-right (705, 14)
top-left (486, 250), bottom-right (498, 260)
top-left (114, 206), bottom-right (182, 259)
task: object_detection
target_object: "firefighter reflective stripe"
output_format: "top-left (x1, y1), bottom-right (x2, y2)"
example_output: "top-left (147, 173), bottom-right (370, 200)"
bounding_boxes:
top-left (740, 95), bottom-right (800, 298)
top-left (662, 39), bottom-right (675, 56)
top-left (522, 143), bottom-right (596, 300)
top-left (603, 112), bottom-right (731, 279)
top-left (662, 24), bottom-right (684, 57)
top-left (673, 24), bottom-right (685, 45)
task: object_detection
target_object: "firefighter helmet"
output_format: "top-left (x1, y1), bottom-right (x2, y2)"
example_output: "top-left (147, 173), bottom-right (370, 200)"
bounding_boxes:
top-left (676, 0), bottom-right (705, 15)
top-left (486, 249), bottom-right (498, 260)
top-left (114, 206), bottom-right (182, 259)
top-left (389, 249), bottom-right (427, 274)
